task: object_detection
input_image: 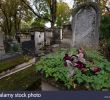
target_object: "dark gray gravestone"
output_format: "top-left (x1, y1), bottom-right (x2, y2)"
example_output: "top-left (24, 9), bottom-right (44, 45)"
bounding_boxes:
top-left (51, 28), bottom-right (61, 44)
top-left (71, 2), bottom-right (100, 48)
top-left (22, 40), bottom-right (35, 56)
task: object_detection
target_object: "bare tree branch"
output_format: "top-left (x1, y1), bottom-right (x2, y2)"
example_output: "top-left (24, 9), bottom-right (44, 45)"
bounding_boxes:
top-left (20, 0), bottom-right (52, 22)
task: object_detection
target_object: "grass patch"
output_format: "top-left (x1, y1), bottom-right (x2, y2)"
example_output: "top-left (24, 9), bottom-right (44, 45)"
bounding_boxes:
top-left (0, 55), bottom-right (32, 73)
top-left (0, 65), bottom-right (41, 91)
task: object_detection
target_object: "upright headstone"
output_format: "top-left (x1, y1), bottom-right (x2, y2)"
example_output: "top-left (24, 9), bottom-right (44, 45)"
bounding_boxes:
top-left (71, 2), bottom-right (100, 48)
top-left (60, 28), bottom-right (63, 40)
top-left (51, 28), bottom-right (61, 44)
top-left (35, 32), bottom-right (39, 54)
top-left (35, 31), bottom-right (44, 53)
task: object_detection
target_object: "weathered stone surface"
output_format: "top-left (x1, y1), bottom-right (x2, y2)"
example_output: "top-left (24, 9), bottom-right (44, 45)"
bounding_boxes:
top-left (41, 81), bottom-right (60, 91)
top-left (71, 2), bottom-right (100, 48)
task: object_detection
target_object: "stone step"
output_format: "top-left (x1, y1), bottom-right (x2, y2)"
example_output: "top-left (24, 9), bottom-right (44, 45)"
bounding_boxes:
top-left (41, 81), bottom-right (60, 91)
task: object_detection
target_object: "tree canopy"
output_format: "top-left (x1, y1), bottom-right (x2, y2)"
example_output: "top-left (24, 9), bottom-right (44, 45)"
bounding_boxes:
top-left (56, 1), bottom-right (71, 27)
top-left (20, 0), bottom-right (57, 28)
top-left (0, 0), bottom-right (32, 36)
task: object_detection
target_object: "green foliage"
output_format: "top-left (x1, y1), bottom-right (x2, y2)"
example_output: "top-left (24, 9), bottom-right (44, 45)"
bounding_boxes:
top-left (36, 49), bottom-right (73, 89)
top-left (4, 41), bottom-right (21, 53)
top-left (100, 15), bottom-right (110, 40)
top-left (31, 18), bottom-right (46, 27)
top-left (33, 0), bottom-right (50, 17)
top-left (12, 42), bottom-right (21, 52)
top-left (56, 1), bottom-right (71, 27)
top-left (28, 0), bottom-right (57, 27)
top-left (99, 15), bottom-right (110, 59)
top-left (36, 48), bottom-right (110, 90)
top-left (74, 48), bottom-right (110, 90)
top-left (0, 0), bottom-right (30, 35)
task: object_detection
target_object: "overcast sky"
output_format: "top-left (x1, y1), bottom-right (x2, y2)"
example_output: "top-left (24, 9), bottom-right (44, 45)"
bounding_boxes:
top-left (62, 0), bottom-right (74, 8)
top-left (58, 0), bottom-right (74, 8)
top-left (64, 0), bottom-right (110, 8)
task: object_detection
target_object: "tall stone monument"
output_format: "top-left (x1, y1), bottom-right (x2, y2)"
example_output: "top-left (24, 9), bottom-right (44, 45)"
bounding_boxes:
top-left (71, 2), bottom-right (100, 48)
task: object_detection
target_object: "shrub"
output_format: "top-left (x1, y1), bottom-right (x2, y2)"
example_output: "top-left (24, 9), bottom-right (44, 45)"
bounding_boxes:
top-left (36, 48), bottom-right (110, 90)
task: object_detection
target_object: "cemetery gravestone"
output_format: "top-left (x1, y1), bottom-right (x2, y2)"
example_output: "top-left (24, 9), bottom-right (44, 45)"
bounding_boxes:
top-left (71, 2), bottom-right (100, 48)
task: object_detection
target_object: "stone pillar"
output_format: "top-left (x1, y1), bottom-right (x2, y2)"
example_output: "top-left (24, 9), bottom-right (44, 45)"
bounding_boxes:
top-left (60, 28), bottom-right (63, 40)
top-left (35, 32), bottom-right (39, 54)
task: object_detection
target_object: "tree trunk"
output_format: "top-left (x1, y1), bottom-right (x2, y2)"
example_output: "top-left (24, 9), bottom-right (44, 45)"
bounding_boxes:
top-left (50, 22), bottom-right (55, 45)
top-left (50, 0), bottom-right (57, 45)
